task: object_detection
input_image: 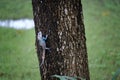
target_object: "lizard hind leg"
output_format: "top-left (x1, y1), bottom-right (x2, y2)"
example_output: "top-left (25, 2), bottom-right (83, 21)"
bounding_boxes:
top-left (46, 47), bottom-right (50, 50)
top-left (46, 47), bottom-right (51, 53)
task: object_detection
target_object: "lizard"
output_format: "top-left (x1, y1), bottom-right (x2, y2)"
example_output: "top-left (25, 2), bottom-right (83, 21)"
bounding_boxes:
top-left (37, 31), bottom-right (50, 67)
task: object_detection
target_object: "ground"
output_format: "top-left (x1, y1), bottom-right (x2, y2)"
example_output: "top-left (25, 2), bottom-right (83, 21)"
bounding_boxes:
top-left (0, 0), bottom-right (120, 80)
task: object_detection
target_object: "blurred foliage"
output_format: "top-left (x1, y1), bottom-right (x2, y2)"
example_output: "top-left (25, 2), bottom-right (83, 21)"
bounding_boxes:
top-left (82, 0), bottom-right (120, 80)
top-left (0, 27), bottom-right (40, 80)
top-left (0, 0), bottom-right (33, 20)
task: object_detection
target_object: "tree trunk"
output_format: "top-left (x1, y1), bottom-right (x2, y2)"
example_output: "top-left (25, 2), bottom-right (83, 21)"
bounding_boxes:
top-left (32, 0), bottom-right (90, 80)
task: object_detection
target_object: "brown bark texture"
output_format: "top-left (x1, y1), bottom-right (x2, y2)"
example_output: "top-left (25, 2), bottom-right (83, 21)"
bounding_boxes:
top-left (32, 0), bottom-right (90, 80)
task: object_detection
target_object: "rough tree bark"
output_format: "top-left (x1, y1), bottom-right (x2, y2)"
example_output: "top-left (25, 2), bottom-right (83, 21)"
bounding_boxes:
top-left (32, 0), bottom-right (90, 80)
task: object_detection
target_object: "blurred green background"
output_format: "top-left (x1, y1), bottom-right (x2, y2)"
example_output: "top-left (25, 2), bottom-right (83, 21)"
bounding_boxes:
top-left (0, 0), bottom-right (120, 80)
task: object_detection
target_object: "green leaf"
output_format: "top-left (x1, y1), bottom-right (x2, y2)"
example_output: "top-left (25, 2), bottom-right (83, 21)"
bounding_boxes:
top-left (112, 69), bottom-right (120, 80)
top-left (51, 75), bottom-right (86, 80)
top-left (51, 75), bottom-right (67, 80)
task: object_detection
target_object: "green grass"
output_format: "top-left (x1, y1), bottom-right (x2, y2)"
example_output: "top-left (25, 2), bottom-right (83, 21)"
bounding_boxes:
top-left (0, 27), bottom-right (40, 80)
top-left (0, 0), bottom-right (33, 20)
top-left (82, 0), bottom-right (120, 80)
top-left (0, 0), bottom-right (120, 80)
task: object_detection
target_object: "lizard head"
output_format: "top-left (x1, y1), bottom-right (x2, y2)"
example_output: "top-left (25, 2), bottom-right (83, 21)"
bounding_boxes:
top-left (37, 31), bottom-right (42, 39)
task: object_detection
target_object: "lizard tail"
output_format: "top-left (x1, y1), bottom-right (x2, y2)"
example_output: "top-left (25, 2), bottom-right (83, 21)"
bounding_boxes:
top-left (40, 50), bottom-right (45, 67)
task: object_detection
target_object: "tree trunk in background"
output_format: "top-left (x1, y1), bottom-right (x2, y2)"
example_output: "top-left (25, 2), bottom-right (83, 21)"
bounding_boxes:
top-left (32, 0), bottom-right (90, 80)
